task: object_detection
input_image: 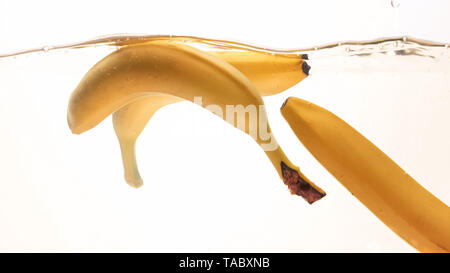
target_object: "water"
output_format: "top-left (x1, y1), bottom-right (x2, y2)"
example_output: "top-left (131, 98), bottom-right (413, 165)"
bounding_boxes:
top-left (0, 35), bottom-right (448, 252)
top-left (2, 34), bottom-right (449, 73)
top-left (0, 35), bottom-right (448, 188)
top-left (0, 35), bottom-right (448, 172)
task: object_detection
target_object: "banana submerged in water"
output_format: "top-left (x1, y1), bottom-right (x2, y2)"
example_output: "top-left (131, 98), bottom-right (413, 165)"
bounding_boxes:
top-left (113, 49), bottom-right (310, 187)
top-left (281, 96), bottom-right (450, 252)
top-left (68, 41), bottom-right (324, 203)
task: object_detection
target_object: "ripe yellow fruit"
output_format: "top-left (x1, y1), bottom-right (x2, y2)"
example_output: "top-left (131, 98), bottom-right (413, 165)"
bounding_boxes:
top-left (209, 50), bottom-right (309, 96)
top-left (281, 96), bottom-right (450, 252)
top-left (113, 48), bottom-right (311, 189)
top-left (113, 95), bottom-right (183, 186)
top-left (68, 41), bottom-right (324, 203)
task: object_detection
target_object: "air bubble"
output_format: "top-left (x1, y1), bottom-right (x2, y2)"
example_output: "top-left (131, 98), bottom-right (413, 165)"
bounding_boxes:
top-left (391, 0), bottom-right (400, 8)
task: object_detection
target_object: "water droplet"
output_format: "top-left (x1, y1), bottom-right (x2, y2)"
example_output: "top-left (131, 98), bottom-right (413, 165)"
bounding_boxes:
top-left (402, 36), bottom-right (407, 42)
top-left (314, 47), bottom-right (318, 50)
top-left (43, 46), bottom-right (49, 52)
top-left (271, 53), bottom-right (276, 56)
top-left (338, 42), bottom-right (342, 46)
top-left (345, 47), bottom-right (350, 53)
top-left (391, 0), bottom-right (400, 8)
top-left (445, 44), bottom-right (449, 49)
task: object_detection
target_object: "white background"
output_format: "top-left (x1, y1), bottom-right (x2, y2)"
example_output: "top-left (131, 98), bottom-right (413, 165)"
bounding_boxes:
top-left (0, 0), bottom-right (449, 252)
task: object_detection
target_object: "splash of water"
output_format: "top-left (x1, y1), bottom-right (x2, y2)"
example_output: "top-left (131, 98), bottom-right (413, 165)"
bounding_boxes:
top-left (1, 35), bottom-right (448, 74)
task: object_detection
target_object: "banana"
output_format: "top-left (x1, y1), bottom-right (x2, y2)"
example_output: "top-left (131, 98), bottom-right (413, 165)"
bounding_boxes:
top-left (209, 50), bottom-right (310, 96)
top-left (280, 96), bottom-right (450, 252)
top-left (112, 49), bottom-right (310, 188)
top-left (68, 41), bottom-right (324, 204)
top-left (113, 95), bottom-right (183, 187)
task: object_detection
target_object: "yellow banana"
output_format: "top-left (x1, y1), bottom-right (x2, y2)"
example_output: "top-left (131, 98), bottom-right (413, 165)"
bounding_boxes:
top-left (281, 96), bottom-right (450, 252)
top-left (113, 95), bottom-right (183, 187)
top-left (68, 41), bottom-right (324, 203)
top-left (112, 49), bottom-right (310, 189)
top-left (209, 50), bottom-right (310, 96)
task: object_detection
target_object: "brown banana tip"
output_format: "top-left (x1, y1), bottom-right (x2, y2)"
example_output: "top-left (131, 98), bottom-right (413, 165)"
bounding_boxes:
top-left (281, 161), bottom-right (325, 204)
top-left (301, 54), bottom-right (309, 60)
top-left (302, 61), bottom-right (311, 76)
top-left (280, 97), bottom-right (292, 111)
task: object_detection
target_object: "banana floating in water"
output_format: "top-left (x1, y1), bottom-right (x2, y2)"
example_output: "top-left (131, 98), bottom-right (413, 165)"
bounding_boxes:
top-left (281, 96), bottom-right (450, 252)
top-left (113, 49), bottom-right (310, 188)
top-left (68, 40), bottom-right (325, 204)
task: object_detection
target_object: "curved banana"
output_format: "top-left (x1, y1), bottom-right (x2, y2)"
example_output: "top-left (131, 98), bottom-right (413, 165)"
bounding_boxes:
top-left (68, 41), bottom-right (324, 203)
top-left (113, 95), bottom-right (183, 187)
top-left (113, 49), bottom-right (310, 190)
top-left (281, 96), bottom-right (450, 252)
